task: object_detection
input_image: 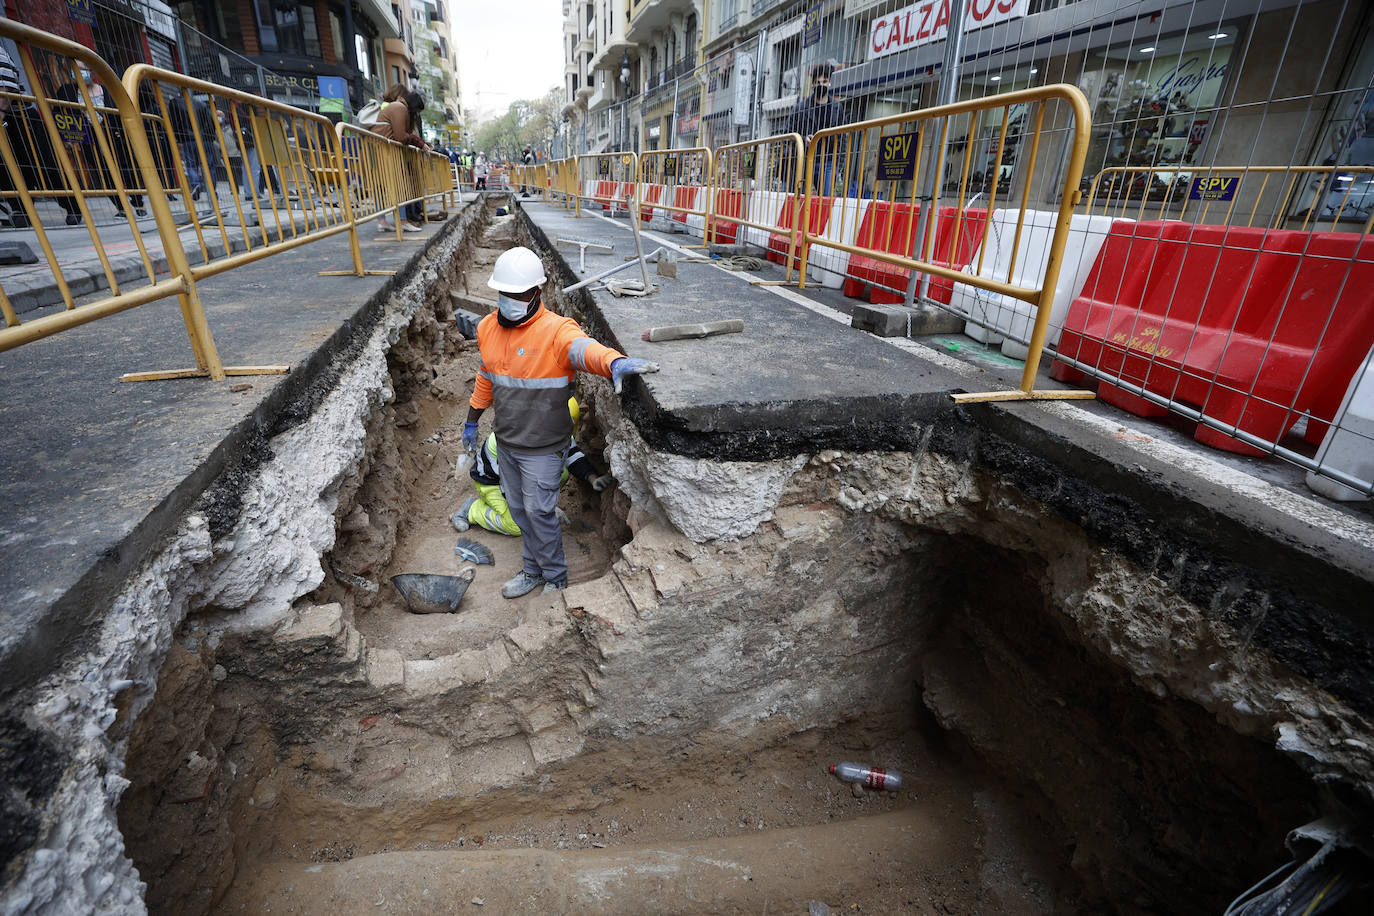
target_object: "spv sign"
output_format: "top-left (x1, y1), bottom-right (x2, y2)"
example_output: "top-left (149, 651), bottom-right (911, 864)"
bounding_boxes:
top-left (53, 109), bottom-right (91, 144)
top-left (1188, 175), bottom-right (1239, 202)
top-left (869, 0), bottom-right (1027, 61)
top-left (878, 131), bottom-right (918, 181)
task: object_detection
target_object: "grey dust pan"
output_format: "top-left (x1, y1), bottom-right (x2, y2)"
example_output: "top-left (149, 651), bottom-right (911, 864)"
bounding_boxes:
top-left (391, 568), bottom-right (476, 614)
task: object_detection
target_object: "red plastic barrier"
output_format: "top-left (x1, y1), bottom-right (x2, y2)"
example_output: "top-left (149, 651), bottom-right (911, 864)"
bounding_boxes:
top-left (668, 185), bottom-right (701, 223)
top-left (1053, 223), bottom-right (1374, 454)
top-left (594, 179), bottom-right (617, 211)
top-left (639, 183), bottom-right (664, 222)
top-left (766, 195), bottom-right (832, 267)
top-left (841, 203), bottom-right (988, 304)
top-left (711, 188), bottom-right (744, 244)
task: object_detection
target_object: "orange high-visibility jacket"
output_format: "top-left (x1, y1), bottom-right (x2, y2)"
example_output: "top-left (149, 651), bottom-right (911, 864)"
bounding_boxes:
top-left (471, 305), bottom-right (623, 453)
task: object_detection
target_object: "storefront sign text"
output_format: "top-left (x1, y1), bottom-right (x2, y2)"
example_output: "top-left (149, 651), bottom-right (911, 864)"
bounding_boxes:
top-left (868, 0), bottom-right (1027, 61)
top-left (264, 72), bottom-right (319, 93)
top-left (877, 131), bottom-right (918, 181)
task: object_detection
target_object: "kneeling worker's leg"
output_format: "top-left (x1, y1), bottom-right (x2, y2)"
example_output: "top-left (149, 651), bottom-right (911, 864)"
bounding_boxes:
top-left (472, 482), bottom-right (522, 536)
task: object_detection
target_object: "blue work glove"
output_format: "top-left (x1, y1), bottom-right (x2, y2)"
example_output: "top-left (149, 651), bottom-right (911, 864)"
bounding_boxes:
top-left (610, 357), bottom-right (660, 394)
top-left (462, 421), bottom-right (479, 455)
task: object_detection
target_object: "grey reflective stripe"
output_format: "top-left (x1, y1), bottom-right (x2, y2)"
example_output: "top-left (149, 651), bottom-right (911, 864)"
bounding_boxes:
top-left (568, 337), bottom-right (594, 371)
top-left (486, 371), bottom-right (570, 390)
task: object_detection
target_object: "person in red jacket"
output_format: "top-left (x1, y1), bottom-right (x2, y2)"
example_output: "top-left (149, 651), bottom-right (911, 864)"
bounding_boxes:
top-left (464, 247), bottom-right (658, 597)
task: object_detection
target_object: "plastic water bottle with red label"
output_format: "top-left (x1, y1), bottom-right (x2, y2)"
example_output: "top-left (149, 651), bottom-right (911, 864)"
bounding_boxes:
top-left (830, 761), bottom-right (902, 791)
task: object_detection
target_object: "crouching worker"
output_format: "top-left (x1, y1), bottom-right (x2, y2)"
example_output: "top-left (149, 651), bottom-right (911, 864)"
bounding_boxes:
top-left (453, 397), bottom-right (612, 536)
top-left (465, 246), bottom-right (658, 598)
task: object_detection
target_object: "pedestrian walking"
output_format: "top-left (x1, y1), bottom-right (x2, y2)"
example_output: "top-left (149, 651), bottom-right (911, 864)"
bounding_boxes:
top-left (520, 144), bottom-right (534, 197)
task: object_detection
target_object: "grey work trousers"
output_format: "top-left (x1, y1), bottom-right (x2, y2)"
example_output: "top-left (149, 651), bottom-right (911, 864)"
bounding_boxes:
top-left (496, 442), bottom-right (569, 585)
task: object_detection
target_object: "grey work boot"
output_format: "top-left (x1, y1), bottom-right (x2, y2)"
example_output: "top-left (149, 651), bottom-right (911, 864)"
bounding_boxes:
top-left (501, 571), bottom-right (544, 599)
top-left (540, 579), bottom-right (567, 595)
top-left (451, 497), bottom-right (476, 532)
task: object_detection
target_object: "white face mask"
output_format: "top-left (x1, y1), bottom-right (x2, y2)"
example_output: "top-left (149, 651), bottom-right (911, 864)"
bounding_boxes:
top-left (498, 293), bottom-right (530, 322)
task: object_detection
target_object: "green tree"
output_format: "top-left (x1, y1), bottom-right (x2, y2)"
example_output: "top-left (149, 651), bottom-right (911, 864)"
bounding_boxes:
top-left (471, 88), bottom-right (559, 160)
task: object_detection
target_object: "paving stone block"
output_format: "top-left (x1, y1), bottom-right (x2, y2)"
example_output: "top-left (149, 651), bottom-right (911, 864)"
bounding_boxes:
top-left (562, 575), bottom-right (634, 628)
top-left (366, 648), bottom-right (405, 689)
top-left (528, 721), bottom-right (584, 767)
top-left (613, 562), bottom-right (659, 616)
top-left (275, 602), bottom-right (344, 645)
top-left (850, 303), bottom-right (908, 337)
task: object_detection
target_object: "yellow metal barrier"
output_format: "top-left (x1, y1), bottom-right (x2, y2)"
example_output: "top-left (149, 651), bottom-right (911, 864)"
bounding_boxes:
top-left (0, 21), bottom-right (460, 381)
top-left (337, 123), bottom-right (411, 242)
top-left (555, 158), bottom-right (577, 209)
top-left (637, 147), bottom-right (712, 245)
top-left (1085, 165), bottom-right (1374, 234)
top-left (708, 134), bottom-right (803, 281)
top-left (0, 19), bottom-right (258, 382)
top-left (799, 84), bottom-right (1094, 404)
top-left (573, 152), bottom-right (639, 219)
top-left (124, 64), bottom-right (364, 284)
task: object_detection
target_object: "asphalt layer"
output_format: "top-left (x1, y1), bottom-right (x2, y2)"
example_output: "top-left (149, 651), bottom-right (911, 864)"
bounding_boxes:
top-left (0, 202), bottom-right (466, 699)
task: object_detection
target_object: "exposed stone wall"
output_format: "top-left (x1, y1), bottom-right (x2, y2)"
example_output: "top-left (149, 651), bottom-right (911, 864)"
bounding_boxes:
top-left (0, 204), bottom-right (483, 916)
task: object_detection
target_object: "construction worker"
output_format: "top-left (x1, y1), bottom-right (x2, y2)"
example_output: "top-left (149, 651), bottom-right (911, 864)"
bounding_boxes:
top-left (464, 247), bottom-right (658, 597)
top-left (452, 398), bottom-right (612, 536)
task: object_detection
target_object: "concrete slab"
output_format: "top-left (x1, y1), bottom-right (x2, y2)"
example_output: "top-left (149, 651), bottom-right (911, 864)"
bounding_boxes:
top-left (521, 204), bottom-right (974, 459)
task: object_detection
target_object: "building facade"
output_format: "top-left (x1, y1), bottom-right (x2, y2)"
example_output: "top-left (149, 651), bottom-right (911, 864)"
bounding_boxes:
top-left (561, 0), bottom-right (1374, 228)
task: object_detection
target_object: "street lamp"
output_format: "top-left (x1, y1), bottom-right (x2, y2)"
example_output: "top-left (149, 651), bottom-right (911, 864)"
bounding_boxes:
top-left (620, 50), bottom-right (630, 151)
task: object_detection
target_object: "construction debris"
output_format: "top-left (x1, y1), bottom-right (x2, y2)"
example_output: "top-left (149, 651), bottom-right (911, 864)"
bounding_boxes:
top-left (555, 236), bottom-right (614, 273)
top-left (642, 318), bottom-right (745, 342)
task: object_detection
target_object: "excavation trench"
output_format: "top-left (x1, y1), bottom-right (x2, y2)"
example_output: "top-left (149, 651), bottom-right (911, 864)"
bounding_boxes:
top-left (111, 200), bottom-right (1369, 915)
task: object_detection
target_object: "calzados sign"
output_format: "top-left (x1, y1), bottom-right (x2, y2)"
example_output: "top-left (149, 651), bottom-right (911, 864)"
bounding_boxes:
top-left (868, 0), bottom-right (1027, 61)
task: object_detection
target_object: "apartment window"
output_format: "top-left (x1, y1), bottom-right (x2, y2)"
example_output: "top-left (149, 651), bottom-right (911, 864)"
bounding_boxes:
top-left (716, 0), bottom-right (738, 35)
top-left (330, 9), bottom-right (345, 63)
top-left (355, 34), bottom-right (372, 78)
top-left (254, 0), bottom-right (320, 56)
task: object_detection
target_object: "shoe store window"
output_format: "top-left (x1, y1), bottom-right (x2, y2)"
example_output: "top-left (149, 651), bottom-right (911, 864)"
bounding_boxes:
top-left (1077, 26), bottom-right (1237, 202)
top-left (1301, 29), bottom-right (1374, 227)
top-left (944, 65), bottom-right (1045, 199)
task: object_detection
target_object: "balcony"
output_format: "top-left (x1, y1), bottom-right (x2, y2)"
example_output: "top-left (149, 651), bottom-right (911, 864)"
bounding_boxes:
top-left (355, 0), bottom-right (401, 38)
top-left (589, 35), bottom-right (635, 72)
top-left (644, 54), bottom-right (697, 94)
top-left (750, 0), bottom-right (780, 16)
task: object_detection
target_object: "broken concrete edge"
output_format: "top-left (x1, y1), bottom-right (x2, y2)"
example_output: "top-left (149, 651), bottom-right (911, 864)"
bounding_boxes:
top-left (0, 200), bottom-right (485, 911)
top-left (518, 201), bottom-right (1374, 740)
top-left (961, 401), bottom-right (1374, 724)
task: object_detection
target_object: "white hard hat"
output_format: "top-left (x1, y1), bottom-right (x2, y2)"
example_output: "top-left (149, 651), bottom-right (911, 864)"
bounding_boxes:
top-left (488, 247), bottom-right (546, 293)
